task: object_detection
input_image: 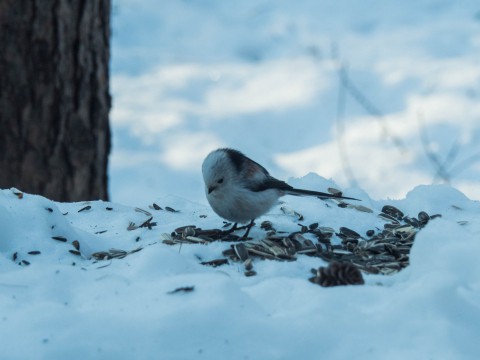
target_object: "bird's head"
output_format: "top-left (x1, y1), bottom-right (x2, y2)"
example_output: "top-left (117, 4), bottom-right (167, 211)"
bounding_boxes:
top-left (202, 149), bottom-right (236, 197)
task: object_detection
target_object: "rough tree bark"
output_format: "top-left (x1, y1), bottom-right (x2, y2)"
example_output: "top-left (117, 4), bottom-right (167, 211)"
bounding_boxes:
top-left (0, 0), bottom-right (111, 201)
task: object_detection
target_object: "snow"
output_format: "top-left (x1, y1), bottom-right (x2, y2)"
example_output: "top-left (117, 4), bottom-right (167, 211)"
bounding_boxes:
top-left (1, 182), bottom-right (480, 359)
top-left (3, 1), bottom-right (480, 358)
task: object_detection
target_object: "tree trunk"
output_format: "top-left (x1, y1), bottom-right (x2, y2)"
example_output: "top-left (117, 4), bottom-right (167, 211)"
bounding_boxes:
top-left (0, 0), bottom-right (111, 201)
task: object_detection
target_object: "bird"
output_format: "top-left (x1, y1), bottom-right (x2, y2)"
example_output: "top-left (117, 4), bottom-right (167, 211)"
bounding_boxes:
top-left (202, 148), bottom-right (359, 238)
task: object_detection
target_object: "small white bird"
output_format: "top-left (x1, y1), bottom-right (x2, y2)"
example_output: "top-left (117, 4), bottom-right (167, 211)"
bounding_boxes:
top-left (202, 148), bottom-right (359, 238)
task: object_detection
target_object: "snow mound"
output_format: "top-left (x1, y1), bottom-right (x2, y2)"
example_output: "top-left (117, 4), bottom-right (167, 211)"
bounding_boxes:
top-left (1, 181), bottom-right (479, 359)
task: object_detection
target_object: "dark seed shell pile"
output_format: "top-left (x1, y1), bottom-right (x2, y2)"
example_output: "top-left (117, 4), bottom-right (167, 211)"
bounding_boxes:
top-left (163, 205), bottom-right (442, 281)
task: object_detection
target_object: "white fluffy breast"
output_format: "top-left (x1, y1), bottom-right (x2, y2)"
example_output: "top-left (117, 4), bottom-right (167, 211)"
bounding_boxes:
top-left (206, 186), bottom-right (280, 223)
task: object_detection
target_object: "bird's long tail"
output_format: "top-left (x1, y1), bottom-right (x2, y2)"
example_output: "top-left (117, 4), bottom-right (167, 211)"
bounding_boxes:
top-left (285, 188), bottom-right (360, 201)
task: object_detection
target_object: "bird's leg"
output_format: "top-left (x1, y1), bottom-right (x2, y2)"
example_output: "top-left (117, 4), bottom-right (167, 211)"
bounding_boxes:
top-left (241, 219), bottom-right (255, 239)
top-left (223, 222), bottom-right (238, 234)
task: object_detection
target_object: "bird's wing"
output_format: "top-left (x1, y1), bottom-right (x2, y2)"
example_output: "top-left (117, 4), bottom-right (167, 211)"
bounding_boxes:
top-left (249, 177), bottom-right (360, 201)
top-left (247, 176), bottom-right (294, 192)
top-left (285, 188), bottom-right (359, 200)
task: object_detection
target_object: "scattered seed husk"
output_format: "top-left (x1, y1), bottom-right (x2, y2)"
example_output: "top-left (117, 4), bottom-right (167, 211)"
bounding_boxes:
top-left (418, 211), bottom-right (430, 225)
top-left (167, 286), bottom-right (194, 294)
top-left (13, 191), bottom-right (24, 199)
top-left (185, 236), bottom-right (209, 244)
top-left (378, 212), bottom-right (400, 223)
top-left (233, 243), bottom-right (249, 261)
top-left (200, 259), bottom-right (228, 267)
top-left (28, 251), bottom-right (41, 255)
top-left (135, 207), bottom-right (152, 216)
top-left (161, 233), bottom-right (173, 241)
top-left (261, 221), bottom-right (275, 231)
top-left (72, 240), bottom-right (80, 250)
top-left (351, 205), bottom-right (374, 213)
top-left (69, 250), bottom-right (81, 256)
top-left (139, 217), bottom-right (157, 229)
top-left (339, 227), bottom-right (361, 240)
top-left (91, 247), bottom-right (143, 261)
top-left (52, 236), bottom-right (67, 242)
top-left (165, 206), bottom-right (179, 213)
top-left (78, 205), bottom-right (91, 213)
top-left (175, 225), bottom-right (197, 236)
top-left (244, 270), bottom-right (257, 277)
top-left (381, 205), bottom-right (404, 220)
top-left (280, 206), bottom-right (304, 221)
top-left (127, 222), bottom-right (138, 231)
top-left (243, 258), bottom-right (253, 271)
top-left (327, 187), bottom-right (343, 197)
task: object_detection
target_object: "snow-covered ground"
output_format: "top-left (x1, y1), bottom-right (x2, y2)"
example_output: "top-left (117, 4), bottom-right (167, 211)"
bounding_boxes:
top-left (1, 182), bottom-right (480, 359)
top-left (2, 1), bottom-right (480, 359)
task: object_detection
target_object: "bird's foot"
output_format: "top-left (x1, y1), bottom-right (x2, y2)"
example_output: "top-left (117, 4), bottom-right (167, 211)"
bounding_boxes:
top-left (221, 220), bottom-right (255, 240)
top-left (240, 220), bottom-right (255, 239)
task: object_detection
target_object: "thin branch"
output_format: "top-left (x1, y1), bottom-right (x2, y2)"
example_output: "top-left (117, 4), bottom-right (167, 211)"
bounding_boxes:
top-left (339, 69), bottom-right (408, 155)
top-left (417, 112), bottom-right (452, 183)
top-left (335, 64), bottom-right (359, 188)
top-left (449, 152), bottom-right (480, 176)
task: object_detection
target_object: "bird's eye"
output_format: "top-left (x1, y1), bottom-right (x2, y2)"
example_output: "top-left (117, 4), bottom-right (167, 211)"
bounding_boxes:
top-left (217, 178), bottom-right (224, 184)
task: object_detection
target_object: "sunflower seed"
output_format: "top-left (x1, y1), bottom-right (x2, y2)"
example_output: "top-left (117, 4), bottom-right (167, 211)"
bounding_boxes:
top-left (328, 187), bottom-right (343, 197)
top-left (381, 205), bottom-right (404, 220)
top-left (201, 259), bottom-right (228, 267)
top-left (378, 212), bottom-right (400, 223)
top-left (418, 211), bottom-right (430, 225)
top-left (233, 243), bottom-right (249, 261)
top-left (243, 258), bottom-right (253, 271)
top-left (185, 236), bottom-right (208, 244)
top-left (135, 207), bottom-right (152, 216)
top-left (161, 233), bottom-right (173, 241)
top-left (168, 286), bottom-right (194, 294)
top-left (339, 227), bottom-right (361, 239)
top-left (352, 205), bottom-right (374, 213)
top-left (52, 236), bottom-right (67, 242)
top-left (280, 206), bottom-right (304, 221)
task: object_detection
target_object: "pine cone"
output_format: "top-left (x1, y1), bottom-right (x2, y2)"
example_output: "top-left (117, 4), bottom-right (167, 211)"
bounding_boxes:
top-left (309, 262), bottom-right (364, 287)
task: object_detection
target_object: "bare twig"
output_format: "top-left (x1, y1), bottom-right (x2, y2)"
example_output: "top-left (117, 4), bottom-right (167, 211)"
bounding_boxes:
top-left (338, 66), bottom-right (408, 155)
top-left (449, 152), bottom-right (480, 176)
top-left (417, 112), bottom-right (453, 183)
top-left (336, 64), bottom-right (359, 188)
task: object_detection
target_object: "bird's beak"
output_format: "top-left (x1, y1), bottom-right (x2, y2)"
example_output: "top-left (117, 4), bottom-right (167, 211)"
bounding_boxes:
top-left (208, 185), bottom-right (216, 194)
